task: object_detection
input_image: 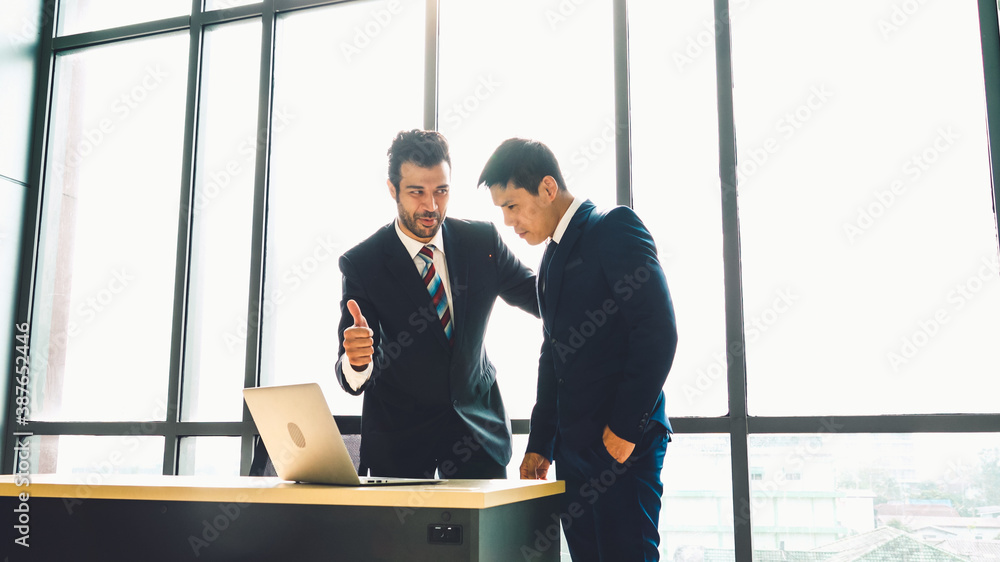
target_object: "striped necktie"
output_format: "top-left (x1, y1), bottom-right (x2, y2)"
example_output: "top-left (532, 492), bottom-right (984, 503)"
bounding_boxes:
top-left (417, 245), bottom-right (453, 343)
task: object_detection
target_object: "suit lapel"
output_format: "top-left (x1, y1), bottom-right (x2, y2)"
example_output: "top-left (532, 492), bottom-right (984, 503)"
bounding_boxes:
top-left (441, 220), bottom-right (467, 346)
top-left (536, 246), bottom-right (549, 320)
top-left (543, 200), bottom-right (595, 326)
top-left (381, 224), bottom-right (451, 350)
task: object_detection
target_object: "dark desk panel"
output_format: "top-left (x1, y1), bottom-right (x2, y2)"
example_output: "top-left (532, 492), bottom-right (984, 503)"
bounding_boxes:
top-left (1, 475), bottom-right (564, 561)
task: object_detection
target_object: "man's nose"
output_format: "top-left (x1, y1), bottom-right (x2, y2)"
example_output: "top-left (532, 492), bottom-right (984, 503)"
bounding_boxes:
top-left (420, 193), bottom-right (437, 212)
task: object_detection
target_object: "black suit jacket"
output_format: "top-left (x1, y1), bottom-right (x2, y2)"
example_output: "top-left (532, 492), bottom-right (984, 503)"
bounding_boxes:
top-left (527, 200), bottom-right (678, 459)
top-left (335, 218), bottom-right (538, 473)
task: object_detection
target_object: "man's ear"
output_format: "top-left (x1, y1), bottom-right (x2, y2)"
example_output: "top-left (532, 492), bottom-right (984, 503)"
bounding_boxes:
top-left (387, 179), bottom-right (398, 201)
top-left (540, 176), bottom-right (559, 202)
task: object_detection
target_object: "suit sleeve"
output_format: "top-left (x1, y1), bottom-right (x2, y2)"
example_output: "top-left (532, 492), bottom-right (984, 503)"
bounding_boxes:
top-left (490, 223), bottom-right (540, 318)
top-left (335, 254), bottom-right (383, 396)
top-left (598, 207), bottom-right (678, 444)
top-left (526, 330), bottom-right (558, 460)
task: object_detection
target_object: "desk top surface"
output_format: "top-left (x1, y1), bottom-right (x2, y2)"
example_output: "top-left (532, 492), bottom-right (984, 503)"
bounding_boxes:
top-left (0, 474), bottom-right (563, 509)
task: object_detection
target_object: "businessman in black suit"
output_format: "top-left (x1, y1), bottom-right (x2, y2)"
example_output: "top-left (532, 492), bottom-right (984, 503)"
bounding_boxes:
top-left (335, 130), bottom-right (539, 479)
top-left (479, 138), bottom-right (678, 561)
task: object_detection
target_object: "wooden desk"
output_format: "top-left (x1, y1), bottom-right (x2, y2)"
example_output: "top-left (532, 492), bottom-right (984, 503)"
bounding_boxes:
top-left (1, 474), bottom-right (564, 561)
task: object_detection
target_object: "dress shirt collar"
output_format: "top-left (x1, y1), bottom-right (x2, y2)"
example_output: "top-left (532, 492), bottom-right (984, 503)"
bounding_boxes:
top-left (394, 219), bottom-right (447, 259)
top-left (551, 197), bottom-right (583, 244)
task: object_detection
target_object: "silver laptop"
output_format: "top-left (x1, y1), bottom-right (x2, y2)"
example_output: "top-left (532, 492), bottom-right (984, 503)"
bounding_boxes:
top-left (243, 383), bottom-right (442, 486)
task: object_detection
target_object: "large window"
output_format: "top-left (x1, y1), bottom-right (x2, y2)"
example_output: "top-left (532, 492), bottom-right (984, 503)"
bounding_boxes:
top-left (6, 1), bottom-right (999, 561)
top-left (31, 31), bottom-right (189, 422)
top-left (732, 0), bottom-right (1000, 417)
top-left (631, 0), bottom-right (727, 418)
top-left (181, 19), bottom-right (263, 423)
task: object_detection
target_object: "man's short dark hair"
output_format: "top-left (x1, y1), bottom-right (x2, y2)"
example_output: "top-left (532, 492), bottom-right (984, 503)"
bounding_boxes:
top-left (477, 138), bottom-right (567, 195)
top-left (387, 129), bottom-right (452, 191)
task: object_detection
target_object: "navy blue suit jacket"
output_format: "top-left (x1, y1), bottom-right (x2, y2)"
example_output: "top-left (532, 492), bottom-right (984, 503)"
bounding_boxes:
top-left (335, 218), bottom-right (538, 472)
top-left (527, 200), bottom-right (677, 460)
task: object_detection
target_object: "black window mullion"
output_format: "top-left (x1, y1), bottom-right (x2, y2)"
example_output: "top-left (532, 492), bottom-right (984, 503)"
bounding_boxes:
top-left (26, 421), bottom-right (247, 436)
top-left (2, 0), bottom-right (58, 475)
top-left (164, 0), bottom-right (207, 476)
top-left (240, 0), bottom-right (278, 476)
top-left (977, 0), bottom-right (1000, 253)
top-left (613, 0), bottom-right (631, 208)
top-left (423, 0), bottom-right (439, 131)
top-left (710, 0), bottom-right (753, 560)
top-left (202, 3), bottom-right (265, 25)
top-left (47, 8), bottom-right (264, 52)
top-left (51, 15), bottom-right (191, 52)
top-left (749, 414), bottom-right (1000, 434)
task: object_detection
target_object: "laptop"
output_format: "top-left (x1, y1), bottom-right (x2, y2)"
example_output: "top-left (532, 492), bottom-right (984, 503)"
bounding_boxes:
top-left (243, 383), bottom-right (442, 486)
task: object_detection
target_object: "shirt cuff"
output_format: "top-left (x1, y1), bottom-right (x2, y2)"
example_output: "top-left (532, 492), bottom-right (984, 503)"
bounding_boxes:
top-left (340, 355), bottom-right (373, 391)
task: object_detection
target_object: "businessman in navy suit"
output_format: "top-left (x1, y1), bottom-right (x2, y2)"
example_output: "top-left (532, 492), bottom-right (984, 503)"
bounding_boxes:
top-left (336, 130), bottom-right (539, 479)
top-left (479, 138), bottom-right (678, 561)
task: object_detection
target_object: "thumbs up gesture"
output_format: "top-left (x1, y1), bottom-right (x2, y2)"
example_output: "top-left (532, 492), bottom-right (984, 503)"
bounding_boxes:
top-left (343, 299), bottom-right (374, 369)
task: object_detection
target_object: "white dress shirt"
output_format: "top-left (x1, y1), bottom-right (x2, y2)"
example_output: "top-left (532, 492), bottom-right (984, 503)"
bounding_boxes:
top-left (551, 197), bottom-right (583, 244)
